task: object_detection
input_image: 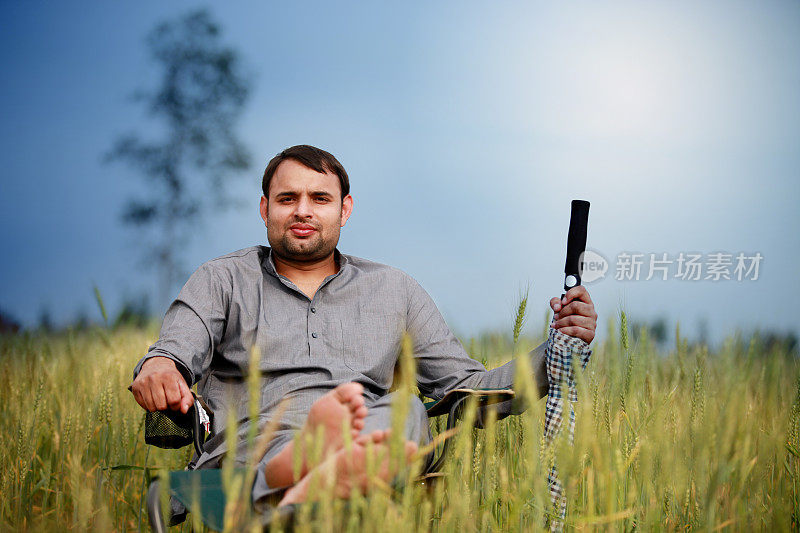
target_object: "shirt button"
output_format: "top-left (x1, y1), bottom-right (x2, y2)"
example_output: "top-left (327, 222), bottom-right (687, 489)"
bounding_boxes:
top-left (310, 307), bottom-right (316, 313)
top-left (311, 332), bottom-right (318, 338)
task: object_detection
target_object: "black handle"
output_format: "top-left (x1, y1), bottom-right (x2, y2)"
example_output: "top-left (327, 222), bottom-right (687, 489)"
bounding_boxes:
top-left (563, 200), bottom-right (590, 292)
top-left (190, 401), bottom-right (205, 457)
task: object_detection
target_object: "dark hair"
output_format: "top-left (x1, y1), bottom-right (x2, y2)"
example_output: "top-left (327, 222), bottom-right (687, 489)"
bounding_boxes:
top-left (262, 145), bottom-right (350, 200)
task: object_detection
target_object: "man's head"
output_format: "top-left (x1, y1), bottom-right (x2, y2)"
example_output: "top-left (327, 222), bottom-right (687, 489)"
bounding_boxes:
top-left (260, 145), bottom-right (353, 263)
top-left (262, 145), bottom-right (350, 200)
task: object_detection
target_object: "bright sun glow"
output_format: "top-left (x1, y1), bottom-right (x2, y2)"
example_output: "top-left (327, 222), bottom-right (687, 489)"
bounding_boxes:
top-left (589, 57), bottom-right (662, 134)
top-left (542, 39), bottom-right (682, 139)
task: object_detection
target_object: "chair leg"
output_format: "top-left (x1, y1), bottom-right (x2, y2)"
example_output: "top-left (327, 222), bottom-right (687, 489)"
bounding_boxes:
top-left (147, 479), bottom-right (167, 533)
top-left (425, 395), bottom-right (468, 475)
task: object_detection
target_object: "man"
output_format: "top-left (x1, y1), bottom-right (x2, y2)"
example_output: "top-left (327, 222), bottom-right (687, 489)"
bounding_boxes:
top-left (130, 145), bottom-right (597, 507)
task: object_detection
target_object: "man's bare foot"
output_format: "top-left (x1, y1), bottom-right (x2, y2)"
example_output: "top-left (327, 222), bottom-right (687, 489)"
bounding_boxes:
top-left (265, 383), bottom-right (367, 488)
top-left (278, 429), bottom-right (419, 506)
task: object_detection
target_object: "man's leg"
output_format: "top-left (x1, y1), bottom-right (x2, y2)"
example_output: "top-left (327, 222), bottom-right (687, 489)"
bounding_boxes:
top-left (252, 432), bottom-right (295, 509)
top-left (278, 429), bottom-right (418, 506)
top-left (361, 392), bottom-right (432, 449)
top-left (262, 382), bottom-right (368, 491)
top-left (275, 392), bottom-right (430, 506)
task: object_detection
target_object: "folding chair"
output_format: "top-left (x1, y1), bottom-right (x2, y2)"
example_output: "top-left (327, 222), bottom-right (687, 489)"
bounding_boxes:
top-left (144, 388), bottom-right (515, 532)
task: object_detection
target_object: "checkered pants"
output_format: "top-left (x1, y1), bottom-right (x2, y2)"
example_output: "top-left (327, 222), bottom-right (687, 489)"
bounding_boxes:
top-left (543, 321), bottom-right (592, 531)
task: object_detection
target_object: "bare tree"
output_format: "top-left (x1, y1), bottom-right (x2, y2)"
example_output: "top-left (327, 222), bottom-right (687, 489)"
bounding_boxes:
top-left (107, 9), bottom-right (252, 309)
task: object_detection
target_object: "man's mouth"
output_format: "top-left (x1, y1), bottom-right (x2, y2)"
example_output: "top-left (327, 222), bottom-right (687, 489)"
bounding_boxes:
top-left (289, 223), bottom-right (317, 237)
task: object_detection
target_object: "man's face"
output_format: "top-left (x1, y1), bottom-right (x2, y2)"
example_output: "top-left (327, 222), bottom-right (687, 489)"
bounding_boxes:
top-left (259, 159), bottom-right (353, 263)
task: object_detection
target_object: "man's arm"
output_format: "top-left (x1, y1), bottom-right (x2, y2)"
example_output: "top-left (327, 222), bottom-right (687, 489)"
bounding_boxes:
top-left (488, 286), bottom-right (597, 415)
top-left (404, 275), bottom-right (550, 402)
top-left (405, 276), bottom-right (597, 415)
top-left (130, 263), bottom-right (228, 413)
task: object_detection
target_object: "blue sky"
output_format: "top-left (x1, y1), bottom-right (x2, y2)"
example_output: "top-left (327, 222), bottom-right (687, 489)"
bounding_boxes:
top-left (1, 1), bottom-right (798, 344)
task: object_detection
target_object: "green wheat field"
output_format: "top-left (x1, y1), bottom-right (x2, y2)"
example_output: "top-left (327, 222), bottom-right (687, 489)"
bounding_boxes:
top-left (1, 309), bottom-right (798, 532)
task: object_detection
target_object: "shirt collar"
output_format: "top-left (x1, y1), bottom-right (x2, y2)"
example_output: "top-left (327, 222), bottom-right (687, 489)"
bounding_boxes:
top-left (262, 246), bottom-right (349, 279)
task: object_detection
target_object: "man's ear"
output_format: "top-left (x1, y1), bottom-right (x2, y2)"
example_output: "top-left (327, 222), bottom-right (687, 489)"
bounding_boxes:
top-left (340, 194), bottom-right (354, 227)
top-left (259, 196), bottom-right (269, 226)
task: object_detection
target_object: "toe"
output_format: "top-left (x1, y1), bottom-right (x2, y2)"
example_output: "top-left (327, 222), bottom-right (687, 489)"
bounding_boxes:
top-left (336, 382), bottom-right (363, 397)
top-left (354, 432), bottom-right (374, 446)
top-left (348, 398), bottom-right (366, 419)
top-left (371, 429), bottom-right (388, 444)
top-left (349, 394), bottom-right (365, 410)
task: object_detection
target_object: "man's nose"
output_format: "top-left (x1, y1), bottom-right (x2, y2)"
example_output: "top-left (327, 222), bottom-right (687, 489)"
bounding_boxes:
top-left (294, 196), bottom-right (313, 218)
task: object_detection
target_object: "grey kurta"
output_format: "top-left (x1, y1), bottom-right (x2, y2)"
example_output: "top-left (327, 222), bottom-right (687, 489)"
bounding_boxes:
top-left (133, 246), bottom-right (549, 501)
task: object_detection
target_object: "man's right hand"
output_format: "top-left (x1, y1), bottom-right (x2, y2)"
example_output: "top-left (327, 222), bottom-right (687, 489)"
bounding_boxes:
top-left (130, 357), bottom-right (194, 413)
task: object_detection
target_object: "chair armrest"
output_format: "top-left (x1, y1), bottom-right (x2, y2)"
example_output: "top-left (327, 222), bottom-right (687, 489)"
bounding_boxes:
top-left (424, 388), bottom-right (515, 417)
top-left (422, 388), bottom-right (515, 476)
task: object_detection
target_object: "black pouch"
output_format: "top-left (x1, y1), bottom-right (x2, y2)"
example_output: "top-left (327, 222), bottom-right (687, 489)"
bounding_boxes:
top-left (144, 395), bottom-right (213, 450)
top-left (144, 409), bottom-right (195, 449)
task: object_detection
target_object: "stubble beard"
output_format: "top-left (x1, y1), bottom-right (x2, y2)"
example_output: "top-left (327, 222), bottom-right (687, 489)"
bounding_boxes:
top-left (269, 224), bottom-right (339, 264)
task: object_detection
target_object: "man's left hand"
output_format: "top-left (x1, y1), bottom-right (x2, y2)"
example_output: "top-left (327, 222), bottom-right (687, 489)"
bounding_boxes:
top-left (549, 286), bottom-right (597, 344)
